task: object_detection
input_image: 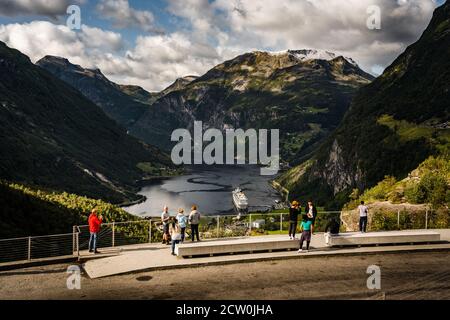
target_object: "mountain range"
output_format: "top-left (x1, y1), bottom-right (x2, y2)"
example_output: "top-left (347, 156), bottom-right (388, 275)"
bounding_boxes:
top-left (39, 49), bottom-right (374, 163)
top-left (1, 2), bottom-right (448, 218)
top-left (277, 1), bottom-right (450, 209)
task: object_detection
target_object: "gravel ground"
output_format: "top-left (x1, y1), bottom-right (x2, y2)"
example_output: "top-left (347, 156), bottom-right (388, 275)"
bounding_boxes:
top-left (1, 251), bottom-right (449, 300)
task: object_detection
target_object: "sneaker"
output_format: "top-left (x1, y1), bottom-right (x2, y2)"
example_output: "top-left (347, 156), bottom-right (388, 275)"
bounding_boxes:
top-left (289, 236), bottom-right (292, 240)
top-left (297, 249), bottom-right (303, 253)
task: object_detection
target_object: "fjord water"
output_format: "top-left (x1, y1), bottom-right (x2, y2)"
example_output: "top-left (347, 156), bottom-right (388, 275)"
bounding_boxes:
top-left (125, 165), bottom-right (282, 217)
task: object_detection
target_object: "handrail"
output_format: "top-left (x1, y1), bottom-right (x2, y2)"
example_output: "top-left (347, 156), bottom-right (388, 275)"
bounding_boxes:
top-left (75, 211), bottom-right (343, 229)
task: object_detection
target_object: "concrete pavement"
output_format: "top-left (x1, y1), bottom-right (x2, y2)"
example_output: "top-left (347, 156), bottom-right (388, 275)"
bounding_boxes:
top-left (82, 229), bottom-right (450, 279)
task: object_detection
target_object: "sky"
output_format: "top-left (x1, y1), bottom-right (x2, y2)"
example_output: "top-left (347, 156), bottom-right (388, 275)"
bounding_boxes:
top-left (0, 0), bottom-right (446, 92)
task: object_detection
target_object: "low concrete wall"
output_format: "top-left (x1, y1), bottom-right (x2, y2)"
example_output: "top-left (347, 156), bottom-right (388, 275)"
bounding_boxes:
top-left (177, 237), bottom-right (300, 257)
top-left (326, 230), bottom-right (441, 247)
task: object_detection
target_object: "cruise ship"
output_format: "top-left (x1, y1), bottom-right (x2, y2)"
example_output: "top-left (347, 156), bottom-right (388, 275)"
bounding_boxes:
top-left (232, 188), bottom-right (249, 212)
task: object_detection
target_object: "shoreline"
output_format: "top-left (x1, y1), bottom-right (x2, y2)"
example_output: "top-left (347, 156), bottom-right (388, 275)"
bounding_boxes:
top-left (122, 166), bottom-right (286, 214)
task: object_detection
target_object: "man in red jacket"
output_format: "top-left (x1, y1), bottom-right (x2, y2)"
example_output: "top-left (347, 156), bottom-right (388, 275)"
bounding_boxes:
top-left (88, 209), bottom-right (103, 254)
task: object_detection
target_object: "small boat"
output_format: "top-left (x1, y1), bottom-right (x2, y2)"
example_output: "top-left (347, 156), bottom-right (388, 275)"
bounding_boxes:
top-left (232, 188), bottom-right (249, 212)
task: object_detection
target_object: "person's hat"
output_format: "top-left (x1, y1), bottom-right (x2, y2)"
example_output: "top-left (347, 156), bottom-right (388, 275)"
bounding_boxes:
top-left (292, 201), bottom-right (299, 206)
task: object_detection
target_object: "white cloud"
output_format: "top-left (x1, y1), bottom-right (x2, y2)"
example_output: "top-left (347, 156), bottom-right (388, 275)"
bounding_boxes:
top-left (80, 25), bottom-right (124, 52)
top-left (0, 20), bottom-right (223, 91)
top-left (96, 0), bottom-right (163, 33)
top-left (0, 0), bottom-right (442, 92)
top-left (0, 0), bottom-right (84, 18)
top-left (0, 21), bottom-right (124, 70)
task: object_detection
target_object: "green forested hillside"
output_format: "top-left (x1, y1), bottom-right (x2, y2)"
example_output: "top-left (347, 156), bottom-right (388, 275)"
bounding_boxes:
top-left (0, 181), bottom-right (138, 238)
top-left (0, 41), bottom-right (173, 204)
top-left (344, 155), bottom-right (450, 210)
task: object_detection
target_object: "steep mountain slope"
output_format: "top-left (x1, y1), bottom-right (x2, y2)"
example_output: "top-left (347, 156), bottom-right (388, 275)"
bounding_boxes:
top-left (131, 50), bottom-right (374, 161)
top-left (278, 2), bottom-right (450, 208)
top-left (118, 84), bottom-right (156, 105)
top-left (36, 56), bottom-right (149, 127)
top-left (0, 41), bottom-right (172, 204)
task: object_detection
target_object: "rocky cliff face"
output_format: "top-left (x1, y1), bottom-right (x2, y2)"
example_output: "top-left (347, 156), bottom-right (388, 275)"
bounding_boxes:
top-left (315, 139), bottom-right (364, 194)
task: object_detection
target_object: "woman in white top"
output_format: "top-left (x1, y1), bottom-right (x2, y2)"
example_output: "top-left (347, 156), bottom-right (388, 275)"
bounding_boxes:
top-left (170, 224), bottom-right (182, 256)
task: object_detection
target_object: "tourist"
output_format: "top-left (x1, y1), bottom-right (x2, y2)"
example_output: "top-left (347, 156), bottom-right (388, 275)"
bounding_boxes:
top-left (161, 206), bottom-right (171, 245)
top-left (324, 215), bottom-right (341, 235)
top-left (305, 201), bottom-right (318, 226)
top-left (176, 208), bottom-right (188, 242)
top-left (298, 215), bottom-right (314, 253)
top-left (189, 205), bottom-right (201, 242)
top-left (170, 224), bottom-right (182, 256)
top-left (288, 201), bottom-right (301, 240)
top-left (88, 209), bottom-right (103, 254)
top-left (358, 201), bottom-right (369, 233)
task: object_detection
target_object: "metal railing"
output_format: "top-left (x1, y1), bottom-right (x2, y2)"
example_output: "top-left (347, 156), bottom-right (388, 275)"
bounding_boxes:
top-left (0, 232), bottom-right (79, 264)
top-left (74, 212), bottom-right (342, 247)
top-left (1, 209), bottom-right (448, 264)
top-left (341, 207), bottom-right (450, 232)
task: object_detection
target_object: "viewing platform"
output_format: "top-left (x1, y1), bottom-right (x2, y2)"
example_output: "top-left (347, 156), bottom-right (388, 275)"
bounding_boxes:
top-left (80, 230), bottom-right (450, 279)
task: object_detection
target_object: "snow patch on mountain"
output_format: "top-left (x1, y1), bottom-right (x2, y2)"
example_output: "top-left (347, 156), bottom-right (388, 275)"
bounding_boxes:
top-left (267, 49), bottom-right (359, 66)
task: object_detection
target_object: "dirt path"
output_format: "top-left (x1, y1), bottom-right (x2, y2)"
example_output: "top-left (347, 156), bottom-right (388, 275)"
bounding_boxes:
top-left (1, 251), bottom-right (449, 300)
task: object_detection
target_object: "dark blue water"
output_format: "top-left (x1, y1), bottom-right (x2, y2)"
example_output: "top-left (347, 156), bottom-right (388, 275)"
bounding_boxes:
top-left (124, 166), bottom-right (282, 217)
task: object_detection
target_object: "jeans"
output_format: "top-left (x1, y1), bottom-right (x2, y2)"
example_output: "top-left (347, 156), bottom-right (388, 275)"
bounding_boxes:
top-left (360, 216), bottom-right (368, 232)
top-left (180, 227), bottom-right (186, 242)
top-left (172, 240), bottom-right (180, 254)
top-left (89, 232), bottom-right (98, 251)
top-left (289, 221), bottom-right (298, 237)
top-left (191, 224), bottom-right (200, 241)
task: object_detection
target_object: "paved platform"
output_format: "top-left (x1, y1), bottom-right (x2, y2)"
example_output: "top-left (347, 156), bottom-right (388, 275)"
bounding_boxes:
top-left (176, 236), bottom-right (300, 257)
top-left (82, 230), bottom-right (450, 279)
top-left (326, 230), bottom-right (441, 247)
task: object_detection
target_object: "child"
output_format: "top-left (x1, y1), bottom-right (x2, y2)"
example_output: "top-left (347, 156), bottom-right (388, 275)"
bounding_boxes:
top-left (176, 208), bottom-right (188, 243)
top-left (170, 225), bottom-right (182, 256)
top-left (298, 215), bottom-right (314, 253)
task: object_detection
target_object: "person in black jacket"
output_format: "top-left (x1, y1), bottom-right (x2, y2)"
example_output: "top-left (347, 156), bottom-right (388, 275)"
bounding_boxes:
top-left (288, 201), bottom-right (301, 239)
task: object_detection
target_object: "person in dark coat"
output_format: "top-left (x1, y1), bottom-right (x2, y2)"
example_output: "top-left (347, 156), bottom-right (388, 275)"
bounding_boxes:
top-left (288, 201), bottom-right (301, 239)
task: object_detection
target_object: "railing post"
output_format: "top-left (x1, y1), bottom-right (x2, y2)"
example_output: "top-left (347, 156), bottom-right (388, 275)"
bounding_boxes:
top-left (72, 226), bottom-right (76, 253)
top-left (149, 219), bottom-right (152, 243)
top-left (112, 222), bottom-right (115, 247)
top-left (425, 208), bottom-right (428, 230)
top-left (27, 236), bottom-right (31, 261)
top-left (280, 213), bottom-right (283, 232)
top-left (249, 214), bottom-right (252, 233)
top-left (217, 216), bottom-right (220, 239)
top-left (397, 210), bottom-right (400, 230)
top-left (76, 232), bottom-right (80, 259)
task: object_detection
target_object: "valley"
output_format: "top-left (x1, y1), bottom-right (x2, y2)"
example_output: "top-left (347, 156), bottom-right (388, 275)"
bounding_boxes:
top-left (0, 2), bottom-right (448, 239)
